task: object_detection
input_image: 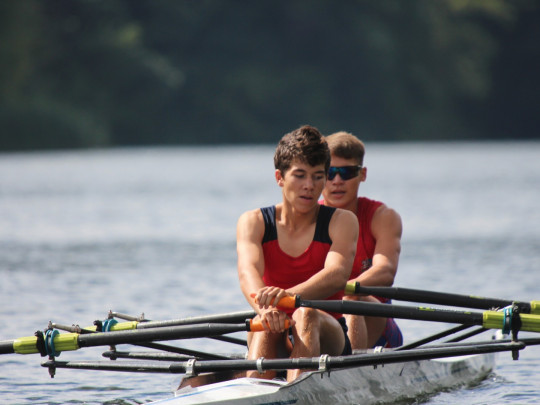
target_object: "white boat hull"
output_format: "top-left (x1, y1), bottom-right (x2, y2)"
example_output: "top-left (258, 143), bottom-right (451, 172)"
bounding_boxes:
top-left (149, 352), bottom-right (495, 405)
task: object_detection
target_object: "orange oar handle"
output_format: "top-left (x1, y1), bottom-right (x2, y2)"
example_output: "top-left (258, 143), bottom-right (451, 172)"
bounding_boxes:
top-left (249, 293), bottom-right (297, 309)
top-left (248, 319), bottom-right (291, 332)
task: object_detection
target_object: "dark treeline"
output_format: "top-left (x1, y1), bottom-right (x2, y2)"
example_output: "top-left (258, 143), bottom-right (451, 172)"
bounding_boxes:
top-left (1, 0), bottom-right (539, 151)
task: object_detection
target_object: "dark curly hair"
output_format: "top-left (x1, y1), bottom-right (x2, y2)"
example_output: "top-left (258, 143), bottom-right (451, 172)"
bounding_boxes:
top-left (274, 125), bottom-right (330, 175)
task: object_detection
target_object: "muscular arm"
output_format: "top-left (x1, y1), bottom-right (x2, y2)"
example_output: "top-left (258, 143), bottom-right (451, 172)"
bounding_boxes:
top-left (236, 209), bottom-right (267, 312)
top-left (287, 208), bottom-right (358, 299)
top-left (237, 209), bottom-right (292, 331)
top-left (354, 205), bottom-right (402, 287)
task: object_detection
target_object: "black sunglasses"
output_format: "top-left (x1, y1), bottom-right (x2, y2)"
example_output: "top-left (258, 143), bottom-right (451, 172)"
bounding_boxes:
top-left (327, 165), bottom-right (362, 181)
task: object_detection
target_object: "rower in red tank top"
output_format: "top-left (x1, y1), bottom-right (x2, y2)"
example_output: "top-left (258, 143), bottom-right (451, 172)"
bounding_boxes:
top-left (322, 132), bottom-right (403, 350)
top-left (352, 197), bottom-right (383, 278)
top-left (237, 126), bottom-right (359, 382)
top-left (261, 205), bottom-right (344, 319)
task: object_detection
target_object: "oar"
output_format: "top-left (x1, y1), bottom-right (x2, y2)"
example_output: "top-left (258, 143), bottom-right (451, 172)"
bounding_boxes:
top-left (51, 323), bottom-right (236, 360)
top-left (271, 295), bottom-right (540, 333)
top-left (59, 310), bottom-right (257, 334)
top-left (345, 282), bottom-right (540, 314)
top-left (102, 350), bottom-right (207, 362)
top-left (49, 309), bottom-right (254, 352)
top-left (396, 324), bottom-right (473, 350)
top-left (444, 327), bottom-right (489, 343)
top-left (0, 319), bottom-right (288, 356)
top-left (54, 309), bottom-right (250, 355)
top-left (101, 350), bottom-right (246, 362)
top-left (129, 342), bottom-right (233, 360)
top-left (41, 339), bottom-right (524, 374)
top-left (129, 310), bottom-right (256, 329)
top-left (209, 335), bottom-right (247, 346)
top-left (106, 311), bottom-right (250, 347)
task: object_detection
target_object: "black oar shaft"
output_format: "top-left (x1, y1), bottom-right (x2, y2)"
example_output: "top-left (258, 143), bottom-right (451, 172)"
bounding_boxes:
top-left (136, 311), bottom-right (256, 329)
top-left (1, 322), bottom-right (253, 356)
top-left (103, 350), bottom-right (201, 362)
top-left (134, 342), bottom-right (232, 360)
top-left (77, 323), bottom-right (250, 348)
top-left (299, 299), bottom-right (486, 325)
top-left (43, 340), bottom-right (524, 374)
top-left (445, 327), bottom-right (488, 343)
top-left (209, 335), bottom-right (247, 346)
top-left (351, 284), bottom-right (531, 312)
top-left (0, 341), bottom-right (14, 355)
top-left (397, 325), bottom-right (473, 350)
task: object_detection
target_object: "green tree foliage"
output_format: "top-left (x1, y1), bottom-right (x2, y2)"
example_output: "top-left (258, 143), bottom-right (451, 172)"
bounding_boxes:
top-left (0, 0), bottom-right (538, 151)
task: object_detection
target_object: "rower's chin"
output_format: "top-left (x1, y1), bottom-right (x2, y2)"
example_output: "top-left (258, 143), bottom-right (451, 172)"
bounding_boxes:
top-left (326, 193), bottom-right (347, 205)
top-left (295, 197), bottom-right (317, 211)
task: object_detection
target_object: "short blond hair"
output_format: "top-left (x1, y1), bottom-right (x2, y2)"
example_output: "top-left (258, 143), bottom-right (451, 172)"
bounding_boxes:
top-left (325, 131), bottom-right (365, 165)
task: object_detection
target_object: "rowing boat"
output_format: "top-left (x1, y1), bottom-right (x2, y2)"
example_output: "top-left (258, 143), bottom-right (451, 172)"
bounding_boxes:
top-left (2, 284), bottom-right (539, 404)
top-left (144, 283), bottom-right (540, 405)
top-left (151, 346), bottom-right (497, 405)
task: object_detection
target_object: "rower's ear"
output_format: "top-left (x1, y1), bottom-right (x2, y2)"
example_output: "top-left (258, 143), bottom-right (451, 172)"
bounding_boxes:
top-left (275, 169), bottom-right (284, 187)
top-left (360, 167), bottom-right (367, 182)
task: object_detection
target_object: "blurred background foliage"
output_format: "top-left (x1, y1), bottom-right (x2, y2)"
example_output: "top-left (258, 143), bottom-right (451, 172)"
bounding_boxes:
top-left (0, 0), bottom-right (539, 151)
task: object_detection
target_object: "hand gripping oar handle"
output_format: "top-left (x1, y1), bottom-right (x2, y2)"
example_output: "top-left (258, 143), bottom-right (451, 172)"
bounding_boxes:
top-left (248, 319), bottom-right (292, 331)
top-left (249, 293), bottom-right (298, 309)
top-left (247, 294), bottom-right (295, 331)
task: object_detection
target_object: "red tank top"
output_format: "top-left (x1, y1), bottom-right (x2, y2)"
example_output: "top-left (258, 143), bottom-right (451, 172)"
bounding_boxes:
top-left (260, 205), bottom-right (344, 318)
top-left (352, 197), bottom-right (383, 278)
top-left (353, 197), bottom-right (390, 304)
top-left (320, 197), bottom-right (391, 307)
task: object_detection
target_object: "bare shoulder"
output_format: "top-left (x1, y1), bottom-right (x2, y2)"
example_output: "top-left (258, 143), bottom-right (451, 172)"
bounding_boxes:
top-left (372, 204), bottom-right (402, 236)
top-left (332, 207), bottom-right (358, 223)
top-left (237, 208), bottom-right (265, 240)
top-left (330, 207), bottom-right (359, 235)
top-left (374, 204), bottom-right (402, 223)
top-left (238, 208), bottom-right (263, 225)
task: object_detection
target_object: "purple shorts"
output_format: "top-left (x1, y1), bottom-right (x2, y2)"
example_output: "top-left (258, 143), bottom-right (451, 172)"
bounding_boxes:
top-left (372, 318), bottom-right (403, 348)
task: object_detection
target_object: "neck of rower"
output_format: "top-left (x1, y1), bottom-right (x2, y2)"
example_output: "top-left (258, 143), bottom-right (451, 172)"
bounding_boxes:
top-left (276, 203), bottom-right (319, 233)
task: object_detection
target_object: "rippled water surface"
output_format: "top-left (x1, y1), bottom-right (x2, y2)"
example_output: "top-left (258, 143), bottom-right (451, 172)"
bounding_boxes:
top-left (1, 142), bottom-right (539, 404)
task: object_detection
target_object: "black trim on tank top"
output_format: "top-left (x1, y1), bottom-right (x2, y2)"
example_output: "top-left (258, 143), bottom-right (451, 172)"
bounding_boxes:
top-left (314, 205), bottom-right (335, 244)
top-left (261, 206), bottom-right (277, 244)
top-left (260, 205), bottom-right (335, 244)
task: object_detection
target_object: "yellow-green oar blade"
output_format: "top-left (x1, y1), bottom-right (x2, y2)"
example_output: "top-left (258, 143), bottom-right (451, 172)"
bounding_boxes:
top-left (483, 311), bottom-right (540, 333)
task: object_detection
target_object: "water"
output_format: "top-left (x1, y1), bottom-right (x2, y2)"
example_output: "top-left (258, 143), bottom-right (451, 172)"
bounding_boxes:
top-left (1, 142), bottom-right (539, 404)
